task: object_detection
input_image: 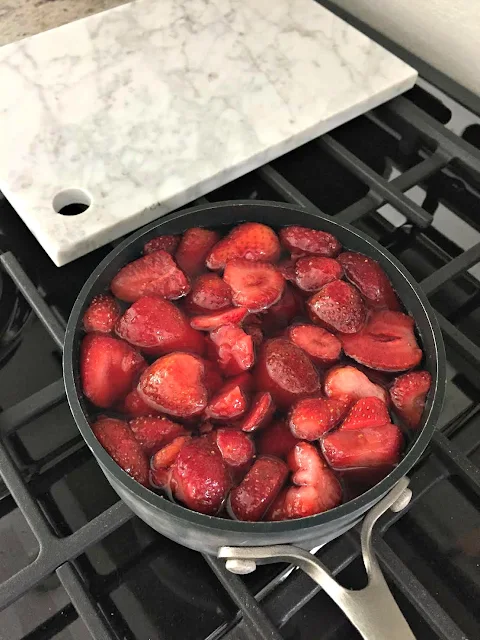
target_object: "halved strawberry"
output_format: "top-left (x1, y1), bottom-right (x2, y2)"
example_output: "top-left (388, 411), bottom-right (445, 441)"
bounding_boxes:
top-left (184, 273), bottom-right (232, 314)
top-left (289, 396), bottom-right (351, 440)
top-left (228, 456), bottom-right (288, 521)
top-left (111, 251), bottom-right (190, 302)
top-left (215, 429), bottom-right (255, 478)
top-left (287, 442), bottom-right (327, 486)
top-left (287, 324), bottom-right (342, 367)
top-left (206, 222), bottom-right (281, 270)
top-left (143, 235), bottom-right (180, 256)
top-left (262, 284), bottom-right (304, 331)
top-left (238, 392), bottom-right (275, 432)
top-left (340, 311), bottom-right (423, 371)
top-left (151, 435), bottom-right (191, 469)
top-left (81, 334), bottom-right (146, 408)
top-left (92, 417), bottom-right (149, 485)
top-left (278, 258), bottom-right (297, 283)
top-left (322, 424), bottom-right (403, 469)
top-left (257, 420), bottom-right (300, 459)
top-left (83, 294), bottom-right (121, 334)
top-left (340, 397), bottom-right (390, 431)
top-left (264, 488), bottom-right (288, 521)
top-left (223, 259), bottom-right (285, 312)
top-left (176, 228), bottom-right (221, 277)
top-left (209, 324), bottom-right (254, 376)
top-left (121, 388), bottom-right (161, 417)
top-left (116, 296), bottom-right (205, 356)
top-left (279, 226), bottom-right (341, 258)
top-left (308, 280), bottom-right (366, 334)
top-left (338, 252), bottom-right (400, 311)
top-left (129, 416), bottom-right (187, 455)
top-left (324, 365), bottom-right (389, 404)
top-left (138, 353), bottom-right (207, 418)
top-left (390, 370), bottom-right (432, 429)
top-left (294, 256), bottom-right (343, 292)
top-left (205, 378), bottom-right (250, 421)
top-left (190, 307), bottom-right (248, 331)
top-left (203, 360), bottom-right (224, 397)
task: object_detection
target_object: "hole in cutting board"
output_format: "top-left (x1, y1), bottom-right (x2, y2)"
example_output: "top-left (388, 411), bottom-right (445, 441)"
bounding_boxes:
top-left (53, 188), bottom-right (91, 216)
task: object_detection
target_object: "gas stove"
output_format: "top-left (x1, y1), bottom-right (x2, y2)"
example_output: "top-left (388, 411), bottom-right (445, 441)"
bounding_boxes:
top-left (0, 69), bottom-right (479, 640)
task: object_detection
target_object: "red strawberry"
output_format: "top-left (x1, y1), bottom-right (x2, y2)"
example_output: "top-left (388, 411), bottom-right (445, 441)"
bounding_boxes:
top-left (203, 360), bottom-right (224, 396)
top-left (81, 334), bottom-right (146, 408)
top-left (254, 338), bottom-right (320, 408)
top-left (278, 258), bottom-right (297, 282)
top-left (287, 441), bottom-right (328, 486)
top-left (264, 488), bottom-right (288, 521)
top-left (390, 370), bottom-right (432, 429)
top-left (190, 307), bottom-right (248, 331)
top-left (151, 435), bottom-right (191, 469)
top-left (340, 311), bottom-right (423, 371)
top-left (308, 280), bottom-right (366, 334)
top-left (324, 365), bottom-right (389, 404)
top-left (262, 284), bottom-right (304, 331)
top-left (294, 256), bottom-right (343, 292)
top-left (149, 467), bottom-right (170, 489)
top-left (289, 396), bottom-right (351, 440)
top-left (243, 322), bottom-right (263, 348)
top-left (143, 235), bottom-right (180, 256)
top-left (238, 392), bottom-right (275, 432)
top-left (176, 228), bottom-right (221, 277)
top-left (83, 294), bottom-right (121, 334)
top-left (287, 324), bottom-right (342, 367)
top-left (322, 424), bottom-right (403, 470)
top-left (209, 324), bottom-right (254, 376)
top-left (121, 387), bottom-right (161, 417)
top-left (228, 456), bottom-right (288, 521)
top-left (340, 397), bottom-right (390, 431)
top-left (223, 259), bottom-right (285, 312)
top-left (257, 420), bottom-right (300, 459)
top-left (170, 437), bottom-right (230, 515)
top-left (116, 296), bottom-right (205, 356)
top-left (205, 378), bottom-right (250, 421)
top-left (206, 222), bottom-right (281, 270)
top-left (215, 429), bottom-right (255, 476)
top-left (184, 273), bottom-right (232, 314)
top-left (138, 353), bottom-right (208, 418)
top-left (279, 226), bottom-right (341, 258)
top-left (111, 251), bottom-right (190, 302)
top-left (338, 252), bottom-right (400, 311)
top-left (92, 417), bottom-right (149, 485)
top-left (129, 416), bottom-right (186, 455)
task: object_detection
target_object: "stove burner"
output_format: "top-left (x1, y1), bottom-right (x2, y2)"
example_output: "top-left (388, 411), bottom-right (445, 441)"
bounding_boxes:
top-left (0, 264), bottom-right (32, 368)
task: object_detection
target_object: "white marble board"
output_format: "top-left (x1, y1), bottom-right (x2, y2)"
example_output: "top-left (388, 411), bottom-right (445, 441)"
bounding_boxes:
top-left (0, 0), bottom-right (416, 266)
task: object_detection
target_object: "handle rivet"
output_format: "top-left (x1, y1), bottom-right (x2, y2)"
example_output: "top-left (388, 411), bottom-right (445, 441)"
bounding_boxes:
top-left (225, 559), bottom-right (257, 574)
top-left (390, 487), bottom-right (412, 513)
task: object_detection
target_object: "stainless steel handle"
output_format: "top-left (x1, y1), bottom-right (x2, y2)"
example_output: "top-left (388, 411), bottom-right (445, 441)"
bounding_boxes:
top-left (219, 477), bottom-right (415, 640)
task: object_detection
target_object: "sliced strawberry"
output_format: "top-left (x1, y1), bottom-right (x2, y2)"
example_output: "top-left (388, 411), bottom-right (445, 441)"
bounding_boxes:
top-left (223, 259), bottom-right (285, 312)
top-left (170, 437), bottom-right (230, 515)
top-left (116, 296), bottom-right (205, 356)
top-left (83, 294), bottom-right (121, 334)
top-left (322, 424), bottom-right (403, 470)
top-left (278, 258), bottom-right (297, 282)
top-left (228, 456), bottom-right (288, 521)
top-left (121, 388), bottom-right (161, 417)
top-left (257, 420), bottom-right (300, 459)
top-left (283, 482), bottom-right (342, 519)
top-left (143, 235), bottom-right (180, 256)
top-left (289, 396), bottom-right (351, 440)
top-left (308, 280), bottom-right (366, 334)
top-left (92, 417), bottom-right (149, 485)
top-left (176, 228), bottom-right (221, 277)
top-left (205, 378), bottom-right (250, 421)
top-left (238, 392), bottom-right (275, 432)
top-left (138, 353), bottom-right (207, 418)
top-left (190, 306), bottom-right (248, 331)
top-left (209, 324), bottom-right (254, 376)
top-left (262, 284), bottom-right (304, 331)
top-left (129, 416), bottom-right (186, 455)
top-left (151, 435), bottom-right (191, 469)
top-left (279, 226), bottom-right (341, 258)
top-left (294, 256), bottom-right (343, 292)
top-left (287, 442), bottom-right (327, 485)
top-left (184, 273), bottom-right (232, 314)
top-left (111, 251), bottom-right (190, 302)
top-left (254, 338), bottom-right (320, 408)
top-left (340, 397), bottom-right (390, 431)
top-left (324, 365), bottom-right (389, 404)
top-left (390, 370), bottom-right (432, 429)
top-left (203, 360), bottom-right (224, 396)
top-left (340, 310), bottom-right (423, 371)
top-left (338, 252), bottom-right (400, 311)
top-left (230, 371), bottom-right (255, 393)
top-left (215, 429), bottom-right (255, 478)
top-left (81, 334), bottom-right (146, 408)
top-left (149, 467), bottom-right (170, 490)
top-left (206, 222), bottom-right (281, 270)
top-left (287, 324), bottom-right (342, 367)
top-left (264, 488), bottom-right (288, 521)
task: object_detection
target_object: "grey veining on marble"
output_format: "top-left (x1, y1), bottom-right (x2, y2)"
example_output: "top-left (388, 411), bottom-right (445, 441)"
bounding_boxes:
top-left (0, 0), bottom-right (416, 266)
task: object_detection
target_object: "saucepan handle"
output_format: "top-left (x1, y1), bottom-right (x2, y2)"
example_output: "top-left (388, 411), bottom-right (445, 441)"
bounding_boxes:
top-left (219, 477), bottom-right (415, 640)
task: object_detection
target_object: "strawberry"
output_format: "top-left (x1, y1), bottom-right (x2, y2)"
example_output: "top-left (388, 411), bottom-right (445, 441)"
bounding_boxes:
top-left (228, 456), bottom-right (288, 521)
top-left (138, 353), bottom-right (208, 418)
top-left (279, 226), bottom-right (341, 258)
top-left (92, 417), bottom-right (149, 486)
top-left (324, 365), bottom-right (389, 404)
top-left (338, 252), bottom-right (400, 311)
top-left (116, 296), bottom-right (205, 356)
top-left (322, 423), bottom-right (403, 470)
top-left (287, 324), bottom-right (342, 367)
top-left (243, 322), bottom-right (263, 348)
top-left (81, 334), bottom-right (146, 408)
top-left (143, 235), bottom-right (180, 256)
top-left (215, 429), bottom-right (255, 477)
top-left (111, 251), bottom-right (190, 302)
top-left (223, 259), bottom-right (285, 312)
top-left (340, 397), bottom-right (390, 431)
top-left (287, 441), bottom-right (328, 486)
top-left (238, 391), bottom-right (275, 432)
top-left (308, 280), bottom-right (366, 334)
top-left (170, 437), bottom-right (230, 515)
top-left (390, 370), bottom-right (432, 429)
top-left (289, 396), bottom-right (351, 440)
top-left (206, 222), bottom-right (281, 271)
top-left (209, 324), bottom-right (254, 376)
top-left (340, 310), bottom-right (423, 371)
top-left (205, 377), bottom-right (250, 421)
top-left (129, 416), bottom-right (186, 455)
top-left (254, 338), bottom-right (320, 408)
top-left (264, 488), bottom-right (288, 521)
top-left (262, 284), bottom-right (304, 332)
top-left (203, 360), bottom-right (224, 397)
top-left (184, 273), bottom-right (232, 314)
top-left (278, 258), bottom-right (297, 283)
top-left (257, 420), bottom-right (300, 459)
top-left (121, 388), bottom-right (161, 417)
top-left (149, 467), bottom-right (170, 489)
top-left (190, 307), bottom-right (248, 331)
top-left (294, 256), bottom-right (343, 292)
top-left (83, 294), bottom-right (121, 334)
top-left (151, 435), bottom-right (191, 469)
top-left (175, 228), bottom-right (221, 277)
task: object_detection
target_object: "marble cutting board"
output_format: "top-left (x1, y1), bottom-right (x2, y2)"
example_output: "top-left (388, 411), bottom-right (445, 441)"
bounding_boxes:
top-left (0, 0), bottom-right (417, 266)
